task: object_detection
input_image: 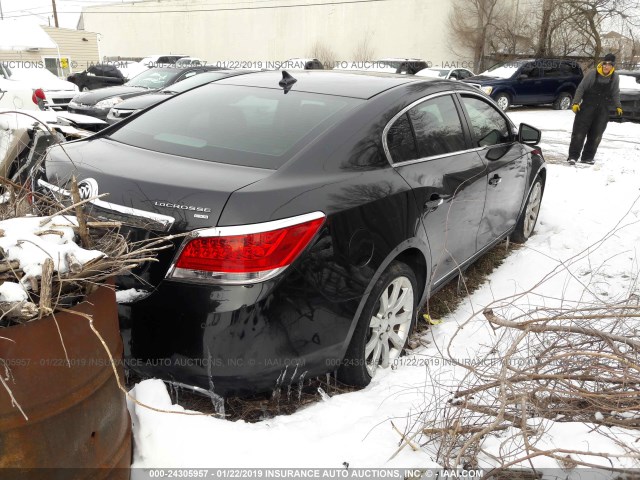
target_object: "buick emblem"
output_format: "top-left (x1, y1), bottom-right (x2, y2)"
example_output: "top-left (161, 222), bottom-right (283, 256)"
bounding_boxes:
top-left (77, 178), bottom-right (98, 200)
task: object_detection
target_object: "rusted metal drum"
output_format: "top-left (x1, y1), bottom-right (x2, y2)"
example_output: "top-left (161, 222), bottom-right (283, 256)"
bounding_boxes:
top-left (0, 284), bottom-right (131, 479)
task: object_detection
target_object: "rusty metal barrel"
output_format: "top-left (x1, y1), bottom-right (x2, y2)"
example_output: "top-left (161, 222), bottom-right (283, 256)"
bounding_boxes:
top-left (0, 284), bottom-right (131, 479)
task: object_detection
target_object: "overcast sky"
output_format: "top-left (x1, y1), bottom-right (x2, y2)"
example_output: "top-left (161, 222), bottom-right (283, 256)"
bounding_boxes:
top-left (0, 0), bottom-right (120, 29)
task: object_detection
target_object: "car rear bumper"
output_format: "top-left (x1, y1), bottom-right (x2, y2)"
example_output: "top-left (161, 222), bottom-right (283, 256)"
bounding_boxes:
top-left (118, 269), bottom-right (359, 396)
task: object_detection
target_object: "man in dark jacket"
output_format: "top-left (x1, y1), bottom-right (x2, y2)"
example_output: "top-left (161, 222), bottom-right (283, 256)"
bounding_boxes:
top-left (567, 53), bottom-right (623, 165)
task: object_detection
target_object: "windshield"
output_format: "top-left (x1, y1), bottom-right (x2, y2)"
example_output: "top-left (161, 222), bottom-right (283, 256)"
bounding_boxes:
top-left (162, 72), bottom-right (229, 93)
top-left (125, 69), bottom-right (180, 89)
top-left (481, 61), bottom-right (524, 79)
top-left (108, 83), bottom-right (361, 169)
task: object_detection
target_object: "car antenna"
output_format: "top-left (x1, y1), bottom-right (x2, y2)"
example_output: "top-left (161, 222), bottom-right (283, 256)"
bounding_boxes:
top-left (279, 71), bottom-right (297, 93)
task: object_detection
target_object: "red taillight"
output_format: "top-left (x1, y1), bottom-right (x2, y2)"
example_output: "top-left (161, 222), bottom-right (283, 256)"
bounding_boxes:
top-left (32, 88), bottom-right (46, 105)
top-left (170, 213), bottom-right (325, 283)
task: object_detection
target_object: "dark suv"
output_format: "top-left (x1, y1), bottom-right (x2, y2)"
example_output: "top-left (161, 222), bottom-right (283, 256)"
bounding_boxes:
top-left (463, 59), bottom-right (583, 111)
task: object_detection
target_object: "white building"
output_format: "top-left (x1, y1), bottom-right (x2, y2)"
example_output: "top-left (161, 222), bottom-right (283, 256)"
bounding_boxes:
top-left (79, 0), bottom-right (471, 68)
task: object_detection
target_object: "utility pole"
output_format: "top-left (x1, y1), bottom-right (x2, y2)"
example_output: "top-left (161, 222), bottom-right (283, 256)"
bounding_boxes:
top-left (0, 1), bottom-right (4, 20)
top-left (51, 0), bottom-right (59, 27)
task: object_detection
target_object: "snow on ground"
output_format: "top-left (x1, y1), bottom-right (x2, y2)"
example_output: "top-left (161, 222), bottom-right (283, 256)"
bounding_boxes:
top-left (127, 108), bottom-right (640, 470)
top-left (0, 215), bottom-right (105, 293)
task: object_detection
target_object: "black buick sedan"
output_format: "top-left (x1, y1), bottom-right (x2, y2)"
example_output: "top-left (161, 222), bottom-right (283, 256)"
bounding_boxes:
top-left (39, 70), bottom-right (546, 396)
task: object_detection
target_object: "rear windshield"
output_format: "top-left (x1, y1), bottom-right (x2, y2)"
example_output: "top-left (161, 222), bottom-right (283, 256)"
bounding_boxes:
top-left (108, 84), bottom-right (361, 169)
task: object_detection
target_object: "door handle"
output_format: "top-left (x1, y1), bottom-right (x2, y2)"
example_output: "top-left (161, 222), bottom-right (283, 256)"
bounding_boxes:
top-left (424, 194), bottom-right (446, 211)
top-left (489, 174), bottom-right (501, 187)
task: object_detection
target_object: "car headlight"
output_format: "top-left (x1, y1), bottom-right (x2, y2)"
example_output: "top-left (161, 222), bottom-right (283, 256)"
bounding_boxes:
top-left (95, 97), bottom-right (124, 109)
top-left (68, 100), bottom-right (79, 109)
top-left (481, 86), bottom-right (493, 95)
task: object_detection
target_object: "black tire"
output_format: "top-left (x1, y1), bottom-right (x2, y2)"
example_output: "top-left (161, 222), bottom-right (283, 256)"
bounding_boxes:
top-left (512, 177), bottom-right (543, 243)
top-left (494, 93), bottom-right (511, 112)
top-left (553, 92), bottom-right (573, 110)
top-left (338, 261), bottom-right (418, 387)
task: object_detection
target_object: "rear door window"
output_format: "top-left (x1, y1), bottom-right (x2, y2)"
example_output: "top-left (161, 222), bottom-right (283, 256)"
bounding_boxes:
top-left (407, 95), bottom-right (466, 157)
top-left (541, 60), bottom-right (563, 78)
top-left (520, 63), bottom-right (541, 78)
top-left (387, 113), bottom-right (418, 163)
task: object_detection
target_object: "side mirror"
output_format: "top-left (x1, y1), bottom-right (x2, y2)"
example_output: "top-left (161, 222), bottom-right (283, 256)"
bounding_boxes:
top-left (518, 74), bottom-right (528, 81)
top-left (518, 123), bottom-right (541, 145)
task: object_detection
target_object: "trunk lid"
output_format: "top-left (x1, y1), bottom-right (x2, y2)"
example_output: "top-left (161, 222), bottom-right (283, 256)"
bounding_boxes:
top-left (43, 137), bottom-right (272, 233)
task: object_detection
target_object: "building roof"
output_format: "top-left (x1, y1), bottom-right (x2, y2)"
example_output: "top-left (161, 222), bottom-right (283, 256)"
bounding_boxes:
top-left (0, 20), bottom-right (57, 51)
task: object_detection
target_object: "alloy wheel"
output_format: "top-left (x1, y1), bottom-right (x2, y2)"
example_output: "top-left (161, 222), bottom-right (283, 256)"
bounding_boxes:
top-left (560, 96), bottom-right (571, 110)
top-left (524, 181), bottom-right (542, 238)
top-left (364, 276), bottom-right (414, 377)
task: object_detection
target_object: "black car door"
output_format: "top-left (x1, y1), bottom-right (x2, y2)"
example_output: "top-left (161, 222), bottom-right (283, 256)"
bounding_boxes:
top-left (387, 93), bottom-right (488, 283)
top-left (540, 60), bottom-right (562, 103)
top-left (457, 93), bottom-right (529, 250)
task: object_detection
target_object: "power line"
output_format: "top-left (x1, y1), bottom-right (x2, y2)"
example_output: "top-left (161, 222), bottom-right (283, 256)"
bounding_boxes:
top-left (0, 0), bottom-right (401, 18)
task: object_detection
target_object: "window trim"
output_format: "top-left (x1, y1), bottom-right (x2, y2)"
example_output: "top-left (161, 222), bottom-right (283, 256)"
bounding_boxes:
top-left (383, 89), bottom-right (514, 167)
top-left (383, 91), bottom-right (468, 166)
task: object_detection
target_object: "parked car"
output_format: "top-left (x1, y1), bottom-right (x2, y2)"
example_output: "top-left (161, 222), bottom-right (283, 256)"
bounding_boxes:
top-left (139, 54), bottom-right (188, 68)
top-left (378, 58), bottom-right (429, 74)
top-left (115, 61), bottom-right (147, 80)
top-left (38, 70), bottom-right (546, 396)
top-left (106, 69), bottom-right (253, 124)
top-left (280, 58), bottom-right (325, 70)
top-left (416, 67), bottom-right (475, 80)
top-left (175, 57), bottom-right (204, 67)
top-left (609, 72), bottom-right (640, 123)
top-left (5, 66), bottom-right (79, 110)
top-left (67, 65), bottom-right (222, 120)
top-left (0, 73), bottom-right (41, 111)
top-left (463, 58), bottom-right (583, 111)
top-left (68, 64), bottom-right (126, 92)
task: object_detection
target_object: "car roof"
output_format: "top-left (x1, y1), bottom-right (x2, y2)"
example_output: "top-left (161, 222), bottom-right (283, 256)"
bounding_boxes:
top-left (215, 70), bottom-right (437, 99)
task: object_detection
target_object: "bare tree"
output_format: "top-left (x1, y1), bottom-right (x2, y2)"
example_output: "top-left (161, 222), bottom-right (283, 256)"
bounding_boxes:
top-left (489, 2), bottom-right (536, 56)
top-left (352, 32), bottom-right (375, 62)
top-left (448, 0), bottom-right (503, 72)
top-left (565, 0), bottom-right (640, 62)
top-left (308, 41), bottom-right (337, 69)
top-left (628, 27), bottom-right (640, 67)
top-left (536, 0), bottom-right (556, 56)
